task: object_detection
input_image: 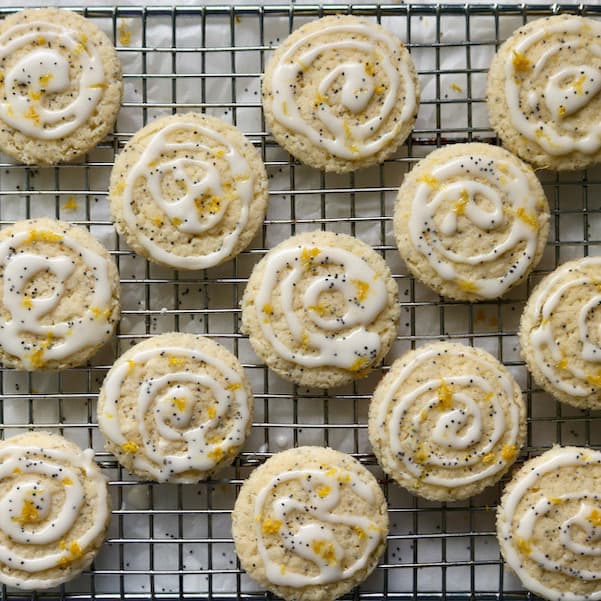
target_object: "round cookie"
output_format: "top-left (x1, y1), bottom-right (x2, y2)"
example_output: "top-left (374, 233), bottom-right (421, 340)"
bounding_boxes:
top-left (0, 431), bottom-right (111, 590)
top-left (0, 8), bottom-right (122, 165)
top-left (109, 112), bottom-right (268, 271)
top-left (394, 143), bottom-right (550, 301)
top-left (497, 446), bottom-right (601, 601)
top-left (0, 218), bottom-right (120, 371)
top-left (262, 15), bottom-right (419, 173)
top-left (97, 333), bottom-right (253, 483)
top-left (241, 230), bottom-right (400, 389)
top-left (520, 256), bottom-right (601, 410)
top-left (487, 15), bottom-right (601, 171)
top-left (232, 446), bottom-right (388, 601)
top-left (368, 342), bottom-right (526, 502)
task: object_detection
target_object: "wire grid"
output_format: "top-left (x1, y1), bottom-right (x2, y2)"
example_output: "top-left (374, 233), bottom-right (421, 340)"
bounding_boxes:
top-left (0, 3), bottom-right (600, 600)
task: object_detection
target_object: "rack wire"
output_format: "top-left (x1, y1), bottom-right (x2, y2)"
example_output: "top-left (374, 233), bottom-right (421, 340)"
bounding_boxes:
top-left (0, 3), bottom-right (600, 600)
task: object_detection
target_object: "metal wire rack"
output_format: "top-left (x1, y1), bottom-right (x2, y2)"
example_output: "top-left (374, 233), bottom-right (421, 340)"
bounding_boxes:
top-left (0, 3), bottom-right (601, 600)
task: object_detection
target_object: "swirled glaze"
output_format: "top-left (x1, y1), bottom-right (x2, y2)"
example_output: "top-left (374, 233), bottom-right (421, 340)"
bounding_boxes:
top-left (525, 257), bottom-right (601, 401)
top-left (255, 244), bottom-right (388, 370)
top-left (118, 118), bottom-right (256, 270)
top-left (503, 16), bottom-right (601, 155)
top-left (98, 344), bottom-right (251, 482)
top-left (0, 226), bottom-right (115, 370)
top-left (374, 344), bottom-right (523, 491)
top-left (0, 438), bottom-right (109, 589)
top-left (498, 447), bottom-right (601, 601)
top-left (268, 18), bottom-right (416, 160)
top-left (254, 467), bottom-right (383, 586)
top-left (0, 20), bottom-right (105, 139)
top-left (406, 150), bottom-right (545, 299)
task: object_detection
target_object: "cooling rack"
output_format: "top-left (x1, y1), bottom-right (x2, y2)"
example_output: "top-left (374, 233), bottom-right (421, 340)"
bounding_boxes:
top-left (0, 3), bottom-right (600, 600)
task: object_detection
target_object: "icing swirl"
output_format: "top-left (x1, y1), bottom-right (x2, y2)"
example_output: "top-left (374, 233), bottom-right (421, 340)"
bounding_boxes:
top-left (115, 116), bottom-right (258, 270)
top-left (503, 16), bottom-right (601, 156)
top-left (267, 17), bottom-right (417, 160)
top-left (523, 257), bottom-right (601, 405)
top-left (374, 344), bottom-right (523, 493)
top-left (0, 20), bottom-right (105, 139)
top-left (254, 467), bottom-right (383, 587)
top-left (254, 243), bottom-right (389, 371)
top-left (0, 224), bottom-right (116, 370)
top-left (0, 438), bottom-right (109, 589)
top-left (404, 149), bottom-right (547, 299)
top-left (498, 447), bottom-right (601, 601)
top-left (98, 342), bottom-right (251, 482)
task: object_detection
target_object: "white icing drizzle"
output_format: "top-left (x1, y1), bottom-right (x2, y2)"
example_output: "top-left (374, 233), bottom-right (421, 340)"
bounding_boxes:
top-left (504, 17), bottom-right (601, 155)
top-left (0, 20), bottom-right (105, 139)
top-left (408, 154), bottom-right (542, 299)
top-left (0, 228), bottom-right (114, 369)
top-left (269, 21), bottom-right (416, 159)
top-left (0, 443), bottom-right (109, 590)
top-left (255, 244), bottom-right (388, 370)
top-left (499, 448), bottom-right (601, 601)
top-left (254, 468), bottom-right (383, 586)
top-left (528, 257), bottom-right (601, 398)
top-left (376, 346), bottom-right (521, 488)
top-left (98, 345), bottom-right (250, 482)
top-left (120, 120), bottom-right (255, 270)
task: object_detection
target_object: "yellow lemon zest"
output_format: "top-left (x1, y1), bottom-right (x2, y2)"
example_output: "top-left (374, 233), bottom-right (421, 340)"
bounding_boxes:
top-left (282, 101), bottom-right (288, 116)
top-left (308, 304), bottom-right (325, 316)
top-left (62, 196), bottom-right (78, 211)
top-left (228, 383), bottom-right (241, 391)
top-left (316, 485), bottom-right (331, 498)
top-left (168, 355), bottom-right (186, 366)
top-left (501, 444), bottom-right (518, 461)
top-left (121, 441), bottom-right (139, 454)
top-left (458, 279), bottom-right (478, 293)
top-left (22, 297), bottom-right (32, 309)
top-left (62, 477), bottom-right (73, 486)
top-left (515, 207), bottom-right (538, 229)
top-left (301, 247), bottom-right (320, 266)
top-left (559, 105), bottom-right (567, 117)
top-left (414, 445), bottom-right (428, 464)
top-left (512, 51), bottom-right (531, 71)
top-left (207, 406), bottom-right (217, 419)
top-left (352, 280), bottom-right (369, 302)
top-left (450, 83), bottom-right (463, 93)
top-left (90, 306), bottom-right (111, 320)
top-left (38, 73), bottom-right (53, 87)
top-left (454, 189), bottom-right (469, 215)
top-left (311, 540), bottom-right (336, 565)
top-left (353, 525), bottom-right (367, 539)
top-left (37, 36), bottom-right (46, 45)
top-left (517, 537), bottom-right (531, 555)
top-left (262, 303), bottom-right (274, 315)
top-left (325, 467), bottom-right (337, 477)
top-left (349, 357), bottom-right (369, 372)
top-left (437, 380), bottom-right (453, 409)
top-left (588, 509), bottom-right (601, 527)
top-left (314, 91), bottom-right (329, 106)
top-left (482, 453), bottom-right (496, 464)
top-left (364, 62), bottom-right (375, 76)
top-left (28, 349), bottom-right (45, 369)
top-left (208, 447), bottom-right (224, 462)
top-left (573, 74), bottom-right (587, 95)
top-left (118, 20), bottom-right (132, 46)
top-left (28, 89), bottom-right (41, 101)
top-left (13, 499), bottom-right (39, 525)
top-left (27, 229), bottom-right (63, 243)
top-left (261, 518), bottom-right (282, 535)
top-left (549, 497), bottom-right (564, 505)
top-left (12, 467), bottom-right (22, 475)
top-left (483, 391), bottom-right (494, 402)
top-left (417, 174), bottom-right (440, 189)
top-left (173, 397), bottom-right (187, 412)
top-left (556, 358), bottom-right (568, 370)
top-left (171, 217), bottom-right (183, 227)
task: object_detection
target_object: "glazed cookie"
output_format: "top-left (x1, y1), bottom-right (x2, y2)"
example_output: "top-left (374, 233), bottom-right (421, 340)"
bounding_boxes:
top-left (0, 431), bottom-right (111, 590)
top-left (262, 15), bottom-right (419, 173)
top-left (241, 230), bottom-right (400, 389)
top-left (520, 256), bottom-right (601, 410)
top-left (0, 8), bottom-right (122, 165)
top-left (0, 218), bottom-right (120, 370)
top-left (498, 446), bottom-right (601, 601)
top-left (487, 15), bottom-right (601, 171)
top-left (97, 333), bottom-right (253, 483)
top-left (232, 446), bottom-right (388, 601)
top-left (394, 143), bottom-right (550, 301)
top-left (368, 342), bottom-right (526, 501)
top-left (110, 112), bottom-right (268, 271)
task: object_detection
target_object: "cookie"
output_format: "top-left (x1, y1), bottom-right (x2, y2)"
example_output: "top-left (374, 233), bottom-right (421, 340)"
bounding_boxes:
top-left (0, 8), bottom-right (122, 165)
top-left (262, 15), bottom-right (419, 173)
top-left (497, 446), bottom-right (601, 601)
top-left (394, 143), bottom-right (550, 301)
top-left (232, 446), bottom-right (388, 601)
top-left (368, 342), bottom-right (526, 502)
top-left (0, 431), bottom-right (111, 590)
top-left (110, 112), bottom-right (268, 271)
top-left (520, 256), bottom-right (601, 410)
top-left (241, 230), bottom-right (400, 389)
top-left (97, 333), bottom-right (253, 483)
top-left (0, 218), bottom-right (120, 370)
top-left (487, 15), bottom-right (601, 171)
